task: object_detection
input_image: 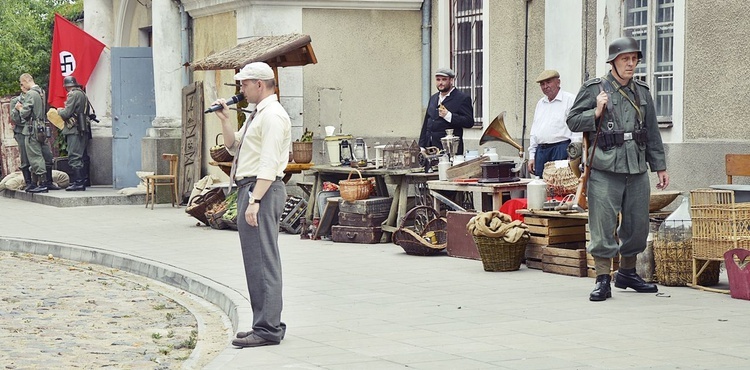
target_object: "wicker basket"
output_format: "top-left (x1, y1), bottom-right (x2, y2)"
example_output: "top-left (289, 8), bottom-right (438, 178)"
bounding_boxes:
top-left (392, 206), bottom-right (447, 256)
top-left (473, 235), bottom-right (529, 272)
top-left (339, 169), bottom-right (373, 202)
top-left (185, 187), bottom-right (226, 226)
top-left (654, 233), bottom-right (720, 286)
top-left (292, 141), bottom-right (313, 164)
top-left (210, 134), bottom-right (234, 163)
top-left (690, 189), bottom-right (750, 260)
top-left (542, 161), bottom-right (578, 197)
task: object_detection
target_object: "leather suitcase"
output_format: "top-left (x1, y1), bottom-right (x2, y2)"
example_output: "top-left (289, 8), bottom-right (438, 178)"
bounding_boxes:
top-left (338, 212), bottom-right (388, 227)
top-left (331, 225), bottom-right (383, 244)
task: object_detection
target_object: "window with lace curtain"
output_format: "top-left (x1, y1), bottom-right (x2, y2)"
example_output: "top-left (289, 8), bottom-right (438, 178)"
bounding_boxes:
top-left (451, 0), bottom-right (483, 126)
top-left (623, 0), bottom-right (674, 125)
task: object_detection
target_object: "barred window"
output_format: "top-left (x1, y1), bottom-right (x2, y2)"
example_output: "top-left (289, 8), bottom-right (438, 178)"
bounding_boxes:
top-left (451, 0), bottom-right (483, 126)
top-left (623, 0), bottom-right (674, 124)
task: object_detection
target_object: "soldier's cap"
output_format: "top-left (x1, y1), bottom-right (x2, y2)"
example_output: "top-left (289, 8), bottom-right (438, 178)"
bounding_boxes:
top-left (234, 62), bottom-right (275, 81)
top-left (435, 68), bottom-right (455, 78)
top-left (535, 69), bottom-right (560, 83)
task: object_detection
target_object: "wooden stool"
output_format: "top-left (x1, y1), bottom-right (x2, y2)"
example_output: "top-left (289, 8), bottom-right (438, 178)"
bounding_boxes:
top-left (145, 154), bottom-right (179, 209)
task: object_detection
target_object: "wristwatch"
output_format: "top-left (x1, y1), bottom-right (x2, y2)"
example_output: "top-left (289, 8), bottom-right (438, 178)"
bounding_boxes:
top-left (248, 195), bottom-right (262, 205)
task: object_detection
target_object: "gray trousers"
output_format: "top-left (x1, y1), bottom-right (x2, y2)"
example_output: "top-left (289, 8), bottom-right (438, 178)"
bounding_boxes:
top-left (237, 179), bottom-right (287, 342)
top-left (587, 169), bottom-right (650, 259)
top-left (13, 132), bottom-right (29, 169)
top-left (25, 135), bottom-right (53, 176)
top-left (66, 133), bottom-right (89, 169)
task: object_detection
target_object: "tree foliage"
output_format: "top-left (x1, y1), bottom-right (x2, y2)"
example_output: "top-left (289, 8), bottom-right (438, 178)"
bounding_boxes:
top-left (0, 0), bottom-right (83, 97)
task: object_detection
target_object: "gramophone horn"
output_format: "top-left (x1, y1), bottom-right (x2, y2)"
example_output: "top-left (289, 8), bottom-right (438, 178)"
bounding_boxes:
top-left (480, 111), bottom-right (524, 156)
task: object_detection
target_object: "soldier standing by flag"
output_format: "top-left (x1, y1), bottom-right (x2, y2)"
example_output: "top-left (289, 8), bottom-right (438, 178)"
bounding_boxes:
top-left (16, 73), bottom-right (59, 193)
top-left (56, 76), bottom-right (91, 191)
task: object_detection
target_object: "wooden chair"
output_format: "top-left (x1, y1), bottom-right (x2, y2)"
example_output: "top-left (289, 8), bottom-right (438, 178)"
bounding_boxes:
top-left (726, 154), bottom-right (750, 184)
top-left (145, 154), bottom-right (179, 209)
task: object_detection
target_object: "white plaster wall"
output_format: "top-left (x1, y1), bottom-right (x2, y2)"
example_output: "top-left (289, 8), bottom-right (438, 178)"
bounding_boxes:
top-left (85, 0), bottom-right (114, 136)
top-left (151, 0), bottom-right (183, 127)
top-left (545, 1), bottom-right (583, 92)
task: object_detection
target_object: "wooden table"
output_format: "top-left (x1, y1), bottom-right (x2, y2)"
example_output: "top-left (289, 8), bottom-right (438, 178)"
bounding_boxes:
top-left (427, 179), bottom-right (531, 211)
top-left (304, 164), bottom-right (437, 240)
top-left (209, 161), bottom-right (314, 183)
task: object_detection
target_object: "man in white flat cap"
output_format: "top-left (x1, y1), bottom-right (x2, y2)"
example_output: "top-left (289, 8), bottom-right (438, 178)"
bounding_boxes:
top-left (212, 61), bottom-right (291, 348)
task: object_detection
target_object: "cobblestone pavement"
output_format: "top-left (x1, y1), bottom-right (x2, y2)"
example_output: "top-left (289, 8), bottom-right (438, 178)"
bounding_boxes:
top-left (0, 251), bottom-right (230, 369)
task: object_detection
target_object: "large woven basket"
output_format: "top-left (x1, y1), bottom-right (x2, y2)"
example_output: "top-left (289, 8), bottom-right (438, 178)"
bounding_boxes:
top-left (292, 141), bottom-right (313, 164)
top-left (653, 225), bottom-right (720, 286)
top-left (210, 134), bottom-right (234, 163)
top-left (542, 161), bottom-right (578, 197)
top-left (392, 206), bottom-right (447, 256)
top-left (185, 187), bottom-right (226, 226)
top-left (473, 235), bottom-right (529, 272)
top-left (339, 169), bottom-right (373, 202)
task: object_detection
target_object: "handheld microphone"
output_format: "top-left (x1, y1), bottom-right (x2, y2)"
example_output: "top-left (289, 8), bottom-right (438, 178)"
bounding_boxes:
top-left (204, 93), bottom-right (245, 113)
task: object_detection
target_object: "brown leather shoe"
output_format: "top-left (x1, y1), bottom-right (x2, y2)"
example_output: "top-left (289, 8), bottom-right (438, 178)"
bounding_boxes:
top-left (231, 333), bottom-right (280, 348)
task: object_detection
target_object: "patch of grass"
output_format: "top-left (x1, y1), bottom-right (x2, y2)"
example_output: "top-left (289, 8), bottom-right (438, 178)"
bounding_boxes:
top-left (167, 330), bottom-right (174, 338)
top-left (152, 333), bottom-right (162, 340)
top-left (165, 312), bottom-right (174, 321)
top-left (153, 303), bottom-right (166, 310)
top-left (178, 330), bottom-right (198, 350)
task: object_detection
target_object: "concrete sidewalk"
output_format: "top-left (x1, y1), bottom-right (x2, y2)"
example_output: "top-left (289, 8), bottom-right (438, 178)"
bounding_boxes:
top-left (1, 193), bottom-right (748, 369)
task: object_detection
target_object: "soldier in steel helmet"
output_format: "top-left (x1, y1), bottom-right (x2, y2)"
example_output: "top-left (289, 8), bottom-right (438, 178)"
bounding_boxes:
top-left (10, 85), bottom-right (33, 190)
top-left (567, 37), bottom-right (669, 302)
top-left (56, 76), bottom-right (92, 191)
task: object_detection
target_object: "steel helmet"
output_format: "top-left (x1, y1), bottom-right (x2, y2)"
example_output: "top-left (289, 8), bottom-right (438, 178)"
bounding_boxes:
top-left (63, 76), bottom-right (79, 88)
top-left (606, 37), bottom-right (642, 62)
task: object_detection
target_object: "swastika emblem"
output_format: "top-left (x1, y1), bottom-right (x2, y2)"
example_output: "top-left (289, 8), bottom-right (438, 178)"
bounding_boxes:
top-left (59, 51), bottom-right (76, 76)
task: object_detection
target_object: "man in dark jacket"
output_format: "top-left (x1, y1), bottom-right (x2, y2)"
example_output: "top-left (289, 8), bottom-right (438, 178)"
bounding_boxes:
top-left (418, 68), bottom-right (475, 155)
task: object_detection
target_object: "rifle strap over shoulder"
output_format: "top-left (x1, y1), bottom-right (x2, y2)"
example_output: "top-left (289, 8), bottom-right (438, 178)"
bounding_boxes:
top-left (585, 85), bottom-right (608, 171)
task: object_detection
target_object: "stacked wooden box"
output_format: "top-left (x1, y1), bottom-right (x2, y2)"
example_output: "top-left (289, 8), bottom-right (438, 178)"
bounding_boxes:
top-left (524, 216), bottom-right (588, 277)
top-left (584, 223), bottom-right (620, 277)
top-left (331, 197), bottom-right (392, 244)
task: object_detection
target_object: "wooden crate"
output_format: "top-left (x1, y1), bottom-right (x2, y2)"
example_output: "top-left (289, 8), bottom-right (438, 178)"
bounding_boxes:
top-left (525, 243), bottom-right (544, 270)
top-left (586, 253), bottom-right (621, 278)
top-left (524, 216), bottom-right (588, 228)
top-left (542, 246), bottom-right (587, 277)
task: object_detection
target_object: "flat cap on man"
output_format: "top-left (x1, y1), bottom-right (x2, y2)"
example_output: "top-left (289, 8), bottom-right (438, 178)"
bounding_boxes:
top-left (535, 69), bottom-right (560, 83)
top-left (435, 68), bottom-right (455, 78)
top-left (234, 62), bottom-right (275, 81)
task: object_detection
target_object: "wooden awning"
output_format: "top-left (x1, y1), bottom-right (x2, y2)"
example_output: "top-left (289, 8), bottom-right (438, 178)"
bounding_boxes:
top-left (191, 33), bottom-right (317, 71)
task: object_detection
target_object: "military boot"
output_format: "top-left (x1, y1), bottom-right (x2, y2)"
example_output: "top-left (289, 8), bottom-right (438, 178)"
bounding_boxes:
top-left (589, 274), bottom-right (612, 302)
top-left (45, 165), bottom-right (61, 190)
top-left (27, 173), bottom-right (49, 193)
top-left (66, 168), bottom-right (86, 191)
top-left (614, 268), bottom-right (658, 293)
top-left (21, 167), bottom-right (34, 191)
top-left (82, 158), bottom-right (91, 187)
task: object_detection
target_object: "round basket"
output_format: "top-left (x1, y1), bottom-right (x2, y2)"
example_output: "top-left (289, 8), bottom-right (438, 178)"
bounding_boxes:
top-left (392, 206), bottom-right (447, 256)
top-left (542, 161), bottom-right (578, 197)
top-left (649, 191), bottom-right (681, 212)
top-left (210, 134), bottom-right (234, 163)
top-left (339, 169), bottom-right (373, 202)
top-left (472, 235), bottom-right (529, 272)
top-left (653, 236), bottom-right (720, 286)
top-left (292, 141), bottom-right (313, 164)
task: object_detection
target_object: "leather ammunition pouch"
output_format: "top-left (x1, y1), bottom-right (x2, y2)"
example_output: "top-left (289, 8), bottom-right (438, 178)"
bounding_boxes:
top-left (65, 116), bottom-right (78, 130)
top-left (33, 120), bottom-right (49, 143)
top-left (597, 129), bottom-right (624, 151)
top-left (633, 127), bottom-right (648, 145)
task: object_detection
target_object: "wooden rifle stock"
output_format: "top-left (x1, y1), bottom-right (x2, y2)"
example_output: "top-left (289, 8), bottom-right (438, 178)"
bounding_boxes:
top-left (573, 134), bottom-right (590, 210)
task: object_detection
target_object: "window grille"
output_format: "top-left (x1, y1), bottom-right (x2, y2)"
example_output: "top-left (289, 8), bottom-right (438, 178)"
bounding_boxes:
top-left (451, 0), bottom-right (483, 126)
top-left (623, 0), bottom-right (674, 123)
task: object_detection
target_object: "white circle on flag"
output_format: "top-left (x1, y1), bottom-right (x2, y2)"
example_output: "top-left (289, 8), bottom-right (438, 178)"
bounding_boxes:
top-left (59, 51), bottom-right (77, 76)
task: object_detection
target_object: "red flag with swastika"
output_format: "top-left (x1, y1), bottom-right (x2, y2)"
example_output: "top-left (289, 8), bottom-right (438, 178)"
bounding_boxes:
top-left (48, 13), bottom-right (106, 108)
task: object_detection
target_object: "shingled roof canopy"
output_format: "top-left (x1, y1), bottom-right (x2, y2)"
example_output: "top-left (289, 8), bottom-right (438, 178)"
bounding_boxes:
top-left (191, 33), bottom-right (317, 71)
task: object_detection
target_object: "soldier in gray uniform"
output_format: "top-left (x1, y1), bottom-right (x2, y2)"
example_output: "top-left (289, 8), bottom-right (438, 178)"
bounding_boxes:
top-left (56, 76), bottom-right (91, 191)
top-left (567, 37), bottom-right (670, 302)
top-left (17, 73), bottom-right (59, 193)
top-left (10, 87), bottom-right (32, 190)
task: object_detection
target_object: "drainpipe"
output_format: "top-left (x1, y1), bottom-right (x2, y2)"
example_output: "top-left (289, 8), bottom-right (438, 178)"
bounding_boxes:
top-left (521, 0), bottom-right (531, 153)
top-left (180, 3), bottom-right (190, 86)
top-left (422, 0), bottom-right (432, 108)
